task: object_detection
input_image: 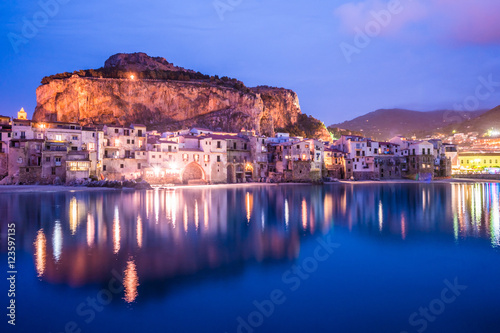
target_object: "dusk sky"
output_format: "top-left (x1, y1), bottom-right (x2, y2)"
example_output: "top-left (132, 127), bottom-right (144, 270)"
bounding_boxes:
top-left (1, 0), bottom-right (500, 125)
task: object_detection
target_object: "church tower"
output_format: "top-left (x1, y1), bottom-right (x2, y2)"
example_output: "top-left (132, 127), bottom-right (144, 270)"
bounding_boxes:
top-left (17, 107), bottom-right (27, 120)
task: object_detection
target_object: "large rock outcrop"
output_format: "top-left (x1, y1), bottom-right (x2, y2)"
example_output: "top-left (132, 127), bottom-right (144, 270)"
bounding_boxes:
top-left (33, 53), bottom-right (328, 139)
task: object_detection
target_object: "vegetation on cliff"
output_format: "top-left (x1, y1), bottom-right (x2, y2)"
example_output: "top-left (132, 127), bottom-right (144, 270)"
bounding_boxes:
top-left (41, 68), bottom-right (254, 94)
top-left (276, 114), bottom-right (331, 140)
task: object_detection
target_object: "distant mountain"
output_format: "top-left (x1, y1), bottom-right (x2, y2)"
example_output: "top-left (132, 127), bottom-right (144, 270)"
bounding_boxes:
top-left (329, 108), bottom-right (487, 141)
top-left (448, 105), bottom-right (500, 135)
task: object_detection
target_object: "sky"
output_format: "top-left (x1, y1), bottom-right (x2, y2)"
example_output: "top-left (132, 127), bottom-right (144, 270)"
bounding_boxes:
top-left (1, 0), bottom-right (500, 126)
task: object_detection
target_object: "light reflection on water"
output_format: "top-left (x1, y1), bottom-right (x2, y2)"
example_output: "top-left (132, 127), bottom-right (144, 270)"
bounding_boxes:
top-left (1, 182), bottom-right (500, 304)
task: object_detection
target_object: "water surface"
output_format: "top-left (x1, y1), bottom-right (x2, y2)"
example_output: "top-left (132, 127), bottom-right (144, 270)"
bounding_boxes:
top-left (1, 183), bottom-right (500, 333)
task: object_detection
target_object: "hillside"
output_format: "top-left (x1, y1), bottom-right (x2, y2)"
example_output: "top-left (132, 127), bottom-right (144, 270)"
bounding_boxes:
top-left (33, 53), bottom-right (331, 140)
top-left (329, 108), bottom-right (487, 140)
top-left (448, 105), bottom-right (500, 135)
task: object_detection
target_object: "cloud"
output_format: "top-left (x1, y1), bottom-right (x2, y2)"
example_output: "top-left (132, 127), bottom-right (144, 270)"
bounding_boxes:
top-left (334, 0), bottom-right (500, 45)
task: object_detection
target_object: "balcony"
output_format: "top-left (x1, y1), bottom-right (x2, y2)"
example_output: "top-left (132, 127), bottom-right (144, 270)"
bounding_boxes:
top-left (44, 146), bottom-right (67, 152)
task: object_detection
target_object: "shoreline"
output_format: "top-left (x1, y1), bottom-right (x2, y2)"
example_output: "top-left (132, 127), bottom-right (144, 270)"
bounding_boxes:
top-left (1, 178), bottom-right (499, 193)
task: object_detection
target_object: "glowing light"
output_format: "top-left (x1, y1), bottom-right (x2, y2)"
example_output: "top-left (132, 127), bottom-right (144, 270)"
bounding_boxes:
top-left (52, 221), bottom-right (62, 262)
top-left (34, 229), bottom-right (47, 278)
top-left (113, 206), bottom-right (120, 254)
top-left (137, 215), bottom-right (143, 248)
top-left (194, 200), bottom-right (199, 230)
top-left (87, 213), bottom-right (95, 247)
top-left (204, 200), bottom-right (209, 229)
top-left (153, 166), bottom-right (161, 177)
top-left (490, 185), bottom-right (500, 247)
top-left (130, 74), bottom-right (135, 80)
top-left (154, 188), bottom-right (159, 224)
top-left (123, 258), bottom-right (139, 303)
top-left (183, 204), bottom-right (188, 232)
top-left (284, 199), bottom-right (289, 229)
top-left (246, 192), bottom-right (253, 223)
top-left (261, 209), bottom-right (265, 230)
top-left (401, 214), bottom-right (406, 240)
top-left (378, 201), bottom-right (383, 231)
top-left (302, 198), bottom-right (307, 230)
top-left (69, 197), bottom-right (78, 235)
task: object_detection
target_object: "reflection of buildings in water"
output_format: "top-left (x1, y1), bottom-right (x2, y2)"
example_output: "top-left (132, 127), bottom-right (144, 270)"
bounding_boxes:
top-left (136, 215), bottom-right (143, 248)
top-left (5, 183), bottom-right (500, 302)
top-left (451, 183), bottom-right (500, 246)
top-left (123, 258), bottom-right (139, 303)
top-left (87, 213), bottom-right (95, 248)
top-left (34, 229), bottom-right (47, 278)
top-left (53, 221), bottom-right (62, 262)
top-left (69, 197), bottom-right (78, 235)
top-left (113, 205), bottom-right (120, 254)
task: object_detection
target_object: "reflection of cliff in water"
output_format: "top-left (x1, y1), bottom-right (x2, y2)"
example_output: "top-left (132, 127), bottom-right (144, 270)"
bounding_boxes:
top-left (1, 186), bottom-right (336, 290)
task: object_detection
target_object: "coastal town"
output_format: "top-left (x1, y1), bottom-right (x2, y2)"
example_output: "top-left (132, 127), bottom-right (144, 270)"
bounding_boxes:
top-left (5, 106), bottom-right (495, 186)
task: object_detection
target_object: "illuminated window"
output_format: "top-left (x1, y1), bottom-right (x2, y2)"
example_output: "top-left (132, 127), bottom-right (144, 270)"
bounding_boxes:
top-left (88, 143), bottom-right (95, 151)
top-left (302, 154), bottom-right (307, 160)
top-left (183, 154), bottom-right (189, 161)
top-left (55, 134), bottom-right (62, 141)
top-left (194, 154), bottom-right (199, 162)
top-left (204, 155), bottom-right (210, 162)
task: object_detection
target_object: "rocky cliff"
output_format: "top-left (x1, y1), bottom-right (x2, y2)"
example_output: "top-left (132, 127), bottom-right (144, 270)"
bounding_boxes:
top-left (33, 53), bottom-right (329, 139)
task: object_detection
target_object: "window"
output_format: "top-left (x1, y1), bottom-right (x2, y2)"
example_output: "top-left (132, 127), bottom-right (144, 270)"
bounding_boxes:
top-left (422, 148), bottom-right (425, 155)
top-left (132, 140), bottom-right (134, 144)
top-left (217, 141), bottom-right (221, 148)
top-left (46, 157), bottom-right (50, 162)
top-left (72, 136), bottom-right (78, 140)
top-left (168, 146), bottom-right (172, 152)
top-left (297, 145), bottom-right (300, 149)
top-left (103, 165), bottom-right (106, 171)
top-left (115, 129), bottom-right (119, 134)
top-left (120, 164), bottom-right (124, 169)
top-left (204, 155), bottom-right (210, 162)
top-left (428, 148), bottom-right (431, 155)
top-left (55, 134), bottom-right (62, 141)
top-left (152, 155), bottom-right (155, 158)
top-left (138, 130), bottom-right (143, 137)
top-left (88, 143), bottom-right (95, 151)
top-left (217, 155), bottom-right (221, 162)
top-left (26, 168), bottom-right (29, 173)
top-left (244, 144), bottom-right (247, 150)
top-left (124, 129), bottom-right (130, 136)
top-left (55, 157), bottom-right (62, 166)
top-left (51, 167), bottom-right (56, 175)
top-left (92, 133), bottom-right (95, 137)
top-left (127, 139), bottom-right (130, 144)
top-left (194, 154), bottom-right (199, 162)
top-left (183, 154), bottom-right (189, 162)
top-left (137, 163), bottom-right (141, 170)
top-left (233, 143), bottom-right (237, 149)
top-left (71, 147), bottom-right (77, 151)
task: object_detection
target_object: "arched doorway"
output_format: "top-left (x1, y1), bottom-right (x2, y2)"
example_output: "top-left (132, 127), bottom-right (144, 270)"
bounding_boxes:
top-left (245, 163), bottom-right (254, 181)
top-left (182, 163), bottom-right (205, 184)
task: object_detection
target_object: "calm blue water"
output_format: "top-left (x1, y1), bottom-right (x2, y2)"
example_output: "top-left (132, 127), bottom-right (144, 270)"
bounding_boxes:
top-left (1, 183), bottom-right (500, 333)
